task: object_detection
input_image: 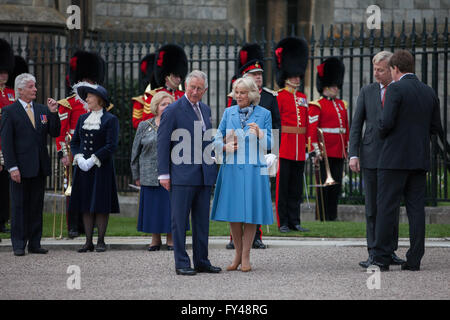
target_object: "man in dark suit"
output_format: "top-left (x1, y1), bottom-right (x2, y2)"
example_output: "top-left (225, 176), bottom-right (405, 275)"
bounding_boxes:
top-left (158, 70), bottom-right (220, 276)
top-left (0, 73), bottom-right (60, 256)
top-left (372, 50), bottom-right (442, 271)
top-left (349, 51), bottom-right (405, 269)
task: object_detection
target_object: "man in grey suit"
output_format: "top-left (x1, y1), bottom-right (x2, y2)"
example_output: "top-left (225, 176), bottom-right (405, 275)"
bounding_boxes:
top-left (349, 51), bottom-right (405, 268)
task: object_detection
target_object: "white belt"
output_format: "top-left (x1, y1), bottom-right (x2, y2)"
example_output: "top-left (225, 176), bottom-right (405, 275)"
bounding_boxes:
top-left (320, 127), bottom-right (346, 134)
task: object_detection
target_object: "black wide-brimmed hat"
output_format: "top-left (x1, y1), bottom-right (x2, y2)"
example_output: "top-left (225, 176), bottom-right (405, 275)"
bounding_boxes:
top-left (73, 82), bottom-right (110, 107)
top-left (69, 50), bottom-right (106, 86)
top-left (140, 53), bottom-right (158, 89)
top-left (316, 57), bottom-right (345, 94)
top-left (274, 37), bottom-right (309, 88)
top-left (0, 38), bottom-right (15, 74)
top-left (154, 44), bottom-right (188, 87)
top-left (6, 55), bottom-right (28, 88)
top-left (238, 43), bottom-right (264, 76)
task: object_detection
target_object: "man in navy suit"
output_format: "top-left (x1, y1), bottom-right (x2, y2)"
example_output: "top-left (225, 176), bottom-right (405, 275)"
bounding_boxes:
top-left (372, 50), bottom-right (442, 271)
top-left (0, 73), bottom-right (60, 256)
top-left (158, 70), bottom-right (220, 275)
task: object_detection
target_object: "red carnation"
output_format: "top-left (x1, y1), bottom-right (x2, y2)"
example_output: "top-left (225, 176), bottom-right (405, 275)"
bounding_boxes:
top-left (157, 51), bottom-right (165, 67)
top-left (317, 63), bottom-right (325, 77)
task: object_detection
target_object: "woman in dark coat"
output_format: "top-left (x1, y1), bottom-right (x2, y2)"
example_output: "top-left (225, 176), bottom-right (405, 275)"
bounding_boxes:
top-left (69, 82), bottom-right (120, 252)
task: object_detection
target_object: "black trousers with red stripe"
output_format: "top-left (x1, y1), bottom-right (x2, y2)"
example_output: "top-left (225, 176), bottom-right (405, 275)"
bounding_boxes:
top-left (276, 158), bottom-right (305, 228)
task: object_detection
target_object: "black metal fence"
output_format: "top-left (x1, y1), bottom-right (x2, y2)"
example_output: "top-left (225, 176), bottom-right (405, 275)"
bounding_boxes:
top-left (4, 18), bottom-right (449, 203)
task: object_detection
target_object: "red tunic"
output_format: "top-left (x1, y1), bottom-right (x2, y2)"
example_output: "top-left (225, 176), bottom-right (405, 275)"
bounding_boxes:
top-left (56, 95), bottom-right (88, 154)
top-left (307, 96), bottom-right (349, 159)
top-left (132, 87), bottom-right (184, 129)
top-left (0, 87), bottom-right (16, 164)
top-left (277, 87), bottom-right (309, 161)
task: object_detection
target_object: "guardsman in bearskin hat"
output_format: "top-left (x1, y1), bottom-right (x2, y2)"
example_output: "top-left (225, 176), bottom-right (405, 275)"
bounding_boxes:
top-left (54, 50), bottom-right (106, 238)
top-left (274, 36), bottom-right (310, 233)
top-left (132, 44), bottom-right (187, 129)
top-left (225, 43), bottom-right (281, 250)
top-left (131, 54), bottom-right (158, 129)
top-left (307, 57), bottom-right (349, 221)
top-left (0, 38), bottom-right (17, 234)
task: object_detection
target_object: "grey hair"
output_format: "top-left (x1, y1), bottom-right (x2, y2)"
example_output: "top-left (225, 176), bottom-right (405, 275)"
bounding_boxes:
top-left (15, 73), bottom-right (36, 98)
top-left (185, 70), bottom-right (208, 89)
top-left (231, 76), bottom-right (261, 106)
top-left (373, 51), bottom-right (393, 65)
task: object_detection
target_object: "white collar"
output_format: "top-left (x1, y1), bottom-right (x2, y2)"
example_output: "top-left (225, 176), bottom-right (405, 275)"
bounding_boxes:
top-left (82, 109), bottom-right (104, 130)
top-left (18, 99), bottom-right (33, 109)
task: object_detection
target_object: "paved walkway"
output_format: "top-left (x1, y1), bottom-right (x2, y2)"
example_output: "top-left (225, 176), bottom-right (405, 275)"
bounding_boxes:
top-left (1, 237), bottom-right (449, 300)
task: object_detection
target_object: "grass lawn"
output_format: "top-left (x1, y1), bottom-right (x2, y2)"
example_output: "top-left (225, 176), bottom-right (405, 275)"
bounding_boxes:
top-left (0, 213), bottom-right (449, 239)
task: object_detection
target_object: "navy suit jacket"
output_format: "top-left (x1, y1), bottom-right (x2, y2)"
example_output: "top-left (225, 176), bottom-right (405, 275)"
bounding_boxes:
top-left (157, 95), bottom-right (217, 186)
top-left (378, 74), bottom-right (442, 171)
top-left (0, 101), bottom-right (60, 178)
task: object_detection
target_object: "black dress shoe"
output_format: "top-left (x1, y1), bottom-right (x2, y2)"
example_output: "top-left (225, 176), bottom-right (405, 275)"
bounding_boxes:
top-left (166, 245), bottom-right (174, 251)
top-left (147, 245), bottom-right (161, 251)
top-left (195, 265), bottom-right (222, 273)
top-left (78, 244), bottom-right (94, 253)
top-left (28, 247), bottom-right (48, 254)
top-left (95, 243), bottom-right (107, 252)
top-left (176, 267), bottom-right (197, 276)
top-left (252, 239), bottom-right (266, 249)
top-left (359, 256), bottom-right (374, 269)
top-left (68, 230), bottom-right (79, 239)
top-left (401, 262), bottom-right (420, 271)
top-left (292, 225), bottom-right (310, 232)
top-left (14, 249), bottom-right (25, 256)
top-left (226, 241), bottom-right (235, 250)
top-left (279, 225), bottom-right (290, 233)
top-left (369, 261), bottom-right (389, 272)
top-left (390, 253), bottom-right (406, 265)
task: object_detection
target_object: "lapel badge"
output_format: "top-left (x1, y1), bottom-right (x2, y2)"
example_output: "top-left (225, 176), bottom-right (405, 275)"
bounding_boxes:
top-left (40, 114), bottom-right (48, 124)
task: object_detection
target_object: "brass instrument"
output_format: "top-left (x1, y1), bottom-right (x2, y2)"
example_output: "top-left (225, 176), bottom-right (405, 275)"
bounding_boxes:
top-left (63, 132), bottom-right (72, 197)
top-left (317, 128), bottom-right (337, 187)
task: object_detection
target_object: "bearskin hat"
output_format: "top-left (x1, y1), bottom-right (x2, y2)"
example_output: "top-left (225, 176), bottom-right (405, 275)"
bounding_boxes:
top-left (316, 57), bottom-right (345, 94)
top-left (154, 44), bottom-right (188, 87)
top-left (68, 50), bottom-right (105, 86)
top-left (0, 38), bottom-right (15, 74)
top-left (140, 53), bottom-right (158, 90)
top-left (274, 37), bottom-right (309, 88)
top-left (5, 55), bottom-right (28, 88)
top-left (238, 43), bottom-right (264, 76)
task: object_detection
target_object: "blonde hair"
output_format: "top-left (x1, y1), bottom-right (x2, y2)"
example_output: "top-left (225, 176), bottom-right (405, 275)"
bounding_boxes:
top-left (230, 77), bottom-right (260, 106)
top-left (150, 91), bottom-right (174, 115)
top-left (372, 51), bottom-right (393, 65)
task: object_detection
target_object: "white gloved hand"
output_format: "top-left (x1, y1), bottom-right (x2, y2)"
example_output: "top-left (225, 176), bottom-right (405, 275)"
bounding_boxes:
top-left (77, 157), bottom-right (88, 172)
top-left (85, 157), bottom-right (95, 171)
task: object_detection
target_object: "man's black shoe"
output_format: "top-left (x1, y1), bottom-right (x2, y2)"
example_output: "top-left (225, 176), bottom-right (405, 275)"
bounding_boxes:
top-left (226, 241), bottom-right (234, 250)
top-left (293, 225), bottom-right (310, 232)
top-left (359, 256), bottom-right (374, 269)
top-left (279, 225), bottom-right (290, 233)
top-left (28, 247), bottom-right (48, 254)
top-left (175, 267), bottom-right (197, 276)
top-left (252, 239), bottom-right (266, 249)
top-left (195, 265), bottom-right (222, 273)
top-left (14, 249), bottom-right (25, 256)
top-left (68, 230), bottom-right (79, 239)
top-left (369, 261), bottom-right (389, 272)
top-left (401, 262), bottom-right (420, 271)
top-left (390, 253), bottom-right (406, 265)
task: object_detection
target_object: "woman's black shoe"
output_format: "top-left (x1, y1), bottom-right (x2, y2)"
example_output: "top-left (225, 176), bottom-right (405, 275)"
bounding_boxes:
top-left (95, 242), bottom-right (107, 252)
top-left (148, 245), bottom-right (161, 251)
top-left (167, 245), bottom-right (174, 251)
top-left (77, 244), bottom-right (94, 253)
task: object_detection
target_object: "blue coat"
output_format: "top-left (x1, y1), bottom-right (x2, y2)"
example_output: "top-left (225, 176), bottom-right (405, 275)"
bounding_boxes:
top-left (210, 105), bottom-right (274, 225)
top-left (69, 110), bottom-right (120, 214)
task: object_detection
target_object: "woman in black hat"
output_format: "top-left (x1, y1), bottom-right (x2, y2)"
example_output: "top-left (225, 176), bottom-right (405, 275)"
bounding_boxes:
top-left (69, 82), bottom-right (120, 252)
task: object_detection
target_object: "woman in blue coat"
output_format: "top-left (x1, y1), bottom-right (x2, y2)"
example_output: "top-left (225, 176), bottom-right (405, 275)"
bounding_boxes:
top-left (69, 83), bottom-right (120, 253)
top-left (211, 77), bottom-right (273, 272)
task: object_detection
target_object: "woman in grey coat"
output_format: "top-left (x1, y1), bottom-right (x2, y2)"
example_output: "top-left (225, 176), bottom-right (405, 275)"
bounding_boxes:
top-left (131, 91), bottom-right (174, 251)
